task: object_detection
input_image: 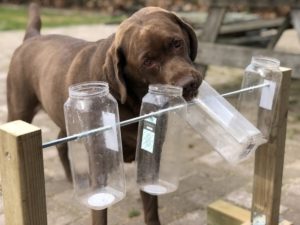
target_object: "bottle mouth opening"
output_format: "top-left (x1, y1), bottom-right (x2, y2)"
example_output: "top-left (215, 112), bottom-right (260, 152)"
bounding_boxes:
top-left (69, 82), bottom-right (109, 98)
top-left (149, 84), bottom-right (183, 96)
top-left (251, 56), bottom-right (280, 68)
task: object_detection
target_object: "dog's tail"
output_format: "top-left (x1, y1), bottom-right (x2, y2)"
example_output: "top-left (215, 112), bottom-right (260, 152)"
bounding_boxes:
top-left (23, 3), bottom-right (41, 41)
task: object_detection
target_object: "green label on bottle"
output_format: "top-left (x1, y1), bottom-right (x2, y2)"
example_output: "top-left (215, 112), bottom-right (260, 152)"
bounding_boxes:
top-left (141, 116), bottom-right (157, 153)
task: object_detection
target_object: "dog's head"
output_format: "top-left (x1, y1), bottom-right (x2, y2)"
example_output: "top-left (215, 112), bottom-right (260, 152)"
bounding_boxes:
top-left (104, 7), bottom-right (202, 104)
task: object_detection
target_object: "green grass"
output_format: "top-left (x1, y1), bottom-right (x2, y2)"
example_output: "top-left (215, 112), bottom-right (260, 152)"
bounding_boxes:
top-left (128, 209), bottom-right (141, 218)
top-left (0, 4), bottom-right (126, 31)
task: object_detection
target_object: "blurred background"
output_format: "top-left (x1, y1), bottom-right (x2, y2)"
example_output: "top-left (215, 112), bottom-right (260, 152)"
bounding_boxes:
top-left (0, 0), bottom-right (291, 30)
top-left (2, 0), bottom-right (208, 12)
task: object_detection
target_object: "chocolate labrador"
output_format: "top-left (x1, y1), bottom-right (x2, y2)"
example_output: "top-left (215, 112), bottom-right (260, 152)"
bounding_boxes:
top-left (7, 3), bottom-right (202, 225)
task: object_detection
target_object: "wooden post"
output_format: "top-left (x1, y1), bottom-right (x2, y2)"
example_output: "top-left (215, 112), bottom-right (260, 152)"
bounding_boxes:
top-left (251, 68), bottom-right (291, 225)
top-left (0, 120), bottom-right (47, 225)
top-left (197, 6), bottom-right (227, 76)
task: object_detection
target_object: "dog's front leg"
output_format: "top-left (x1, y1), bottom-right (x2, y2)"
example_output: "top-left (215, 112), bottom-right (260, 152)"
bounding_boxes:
top-left (140, 191), bottom-right (161, 225)
top-left (57, 130), bottom-right (72, 182)
top-left (92, 209), bottom-right (107, 225)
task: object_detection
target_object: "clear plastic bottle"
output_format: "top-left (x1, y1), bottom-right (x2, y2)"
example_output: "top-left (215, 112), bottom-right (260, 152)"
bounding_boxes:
top-left (237, 56), bottom-right (282, 139)
top-left (135, 84), bottom-right (186, 195)
top-left (186, 81), bottom-right (267, 164)
top-left (64, 82), bottom-right (125, 210)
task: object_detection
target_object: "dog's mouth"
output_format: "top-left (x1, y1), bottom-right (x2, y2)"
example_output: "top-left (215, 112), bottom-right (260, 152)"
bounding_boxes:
top-left (183, 87), bottom-right (199, 101)
top-left (182, 80), bottom-right (201, 101)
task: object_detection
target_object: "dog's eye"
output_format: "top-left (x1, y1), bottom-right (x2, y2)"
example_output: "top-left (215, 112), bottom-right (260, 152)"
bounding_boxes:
top-left (143, 58), bottom-right (154, 67)
top-left (171, 39), bottom-right (183, 49)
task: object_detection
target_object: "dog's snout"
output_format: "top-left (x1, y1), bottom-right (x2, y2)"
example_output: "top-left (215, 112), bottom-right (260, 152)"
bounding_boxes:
top-left (175, 76), bottom-right (194, 88)
top-left (175, 76), bottom-right (201, 101)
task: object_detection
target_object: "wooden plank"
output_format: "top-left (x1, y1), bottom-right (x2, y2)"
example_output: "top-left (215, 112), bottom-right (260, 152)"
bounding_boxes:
top-left (291, 9), bottom-right (300, 38)
top-left (201, 7), bottom-right (227, 41)
top-left (242, 220), bottom-right (293, 225)
top-left (280, 221), bottom-right (294, 225)
top-left (178, 11), bottom-right (260, 30)
top-left (220, 18), bottom-right (285, 35)
top-left (267, 16), bottom-right (291, 49)
top-left (218, 34), bottom-right (276, 46)
top-left (196, 42), bottom-right (300, 78)
top-left (207, 200), bottom-right (293, 225)
top-left (242, 222), bottom-right (251, 225)
top-left (251, 68), bottom-right (291, 225)
top-left (207, 200), bottom-right (250, 225)
top-left (0, 120), bottom-right (47, 225)
top-left (197, 0), bottom-right (300, 8)
top-left (198, 7), bottom-right (227, 76)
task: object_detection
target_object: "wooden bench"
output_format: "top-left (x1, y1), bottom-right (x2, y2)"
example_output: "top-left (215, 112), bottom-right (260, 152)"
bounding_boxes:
top-left (196, 0), bottom-right (300, 78)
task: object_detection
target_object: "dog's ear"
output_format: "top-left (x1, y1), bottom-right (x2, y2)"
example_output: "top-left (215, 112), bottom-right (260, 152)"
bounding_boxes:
top-left (172, 13), bottom-right (198, 61)
top-left (103, 44), bottom-right (127, 104)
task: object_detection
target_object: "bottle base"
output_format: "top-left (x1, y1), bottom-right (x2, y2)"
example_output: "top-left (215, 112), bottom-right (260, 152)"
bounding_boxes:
top-left (140, 180), bottom-right (177, 195)
top-left (78, 186), bottom-right (125, 210)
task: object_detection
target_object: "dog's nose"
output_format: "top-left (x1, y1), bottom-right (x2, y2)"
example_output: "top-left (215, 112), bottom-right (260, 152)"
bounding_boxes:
top-left (175, 76), bottom-right (200, 100)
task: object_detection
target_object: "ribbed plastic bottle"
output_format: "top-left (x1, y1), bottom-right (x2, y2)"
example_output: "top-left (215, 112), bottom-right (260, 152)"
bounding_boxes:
top-left (136, 84), bottom-right (186, 195)
top-left (64, 82), bottom-right (125, 210)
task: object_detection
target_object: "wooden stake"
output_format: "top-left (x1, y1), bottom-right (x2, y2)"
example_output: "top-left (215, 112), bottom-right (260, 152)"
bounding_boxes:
top-left (251, 68), bottom-right (291, 225)
top-left (0, 120), bottom-right (47, 225)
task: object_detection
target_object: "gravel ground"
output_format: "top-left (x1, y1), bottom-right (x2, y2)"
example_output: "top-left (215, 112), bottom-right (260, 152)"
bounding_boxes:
top-left (0, 24), bottom-right (300, 225)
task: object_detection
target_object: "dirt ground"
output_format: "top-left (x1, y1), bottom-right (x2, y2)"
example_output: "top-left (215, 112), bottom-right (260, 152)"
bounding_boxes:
top-left (0, 25), bottom-right (300, 225)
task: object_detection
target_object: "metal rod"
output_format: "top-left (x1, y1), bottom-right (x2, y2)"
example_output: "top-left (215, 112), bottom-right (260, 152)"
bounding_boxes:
top-left (42, 83), bottom-right (269, 148)
top-left (221, 83), bottom-right (269, 97)
top-left (42, 104), bottom-right (184, 148)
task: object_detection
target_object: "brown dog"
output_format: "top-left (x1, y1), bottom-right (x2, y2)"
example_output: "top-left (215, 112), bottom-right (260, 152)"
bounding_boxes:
top-left (7, 3), bottom-right (202, 225)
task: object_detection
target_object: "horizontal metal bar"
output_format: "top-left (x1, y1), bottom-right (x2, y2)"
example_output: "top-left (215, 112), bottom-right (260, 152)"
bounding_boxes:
top-left (42, 83), bottom-right (269, 149)
top-left (222, 83), bottom-right (269, 97)
top-left (42, 104), bottom-right (185, 148)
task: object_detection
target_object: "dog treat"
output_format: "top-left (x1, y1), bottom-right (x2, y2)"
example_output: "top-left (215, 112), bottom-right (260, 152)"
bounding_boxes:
top-left (237, 56), bottom-right (282, 139)
top-left (136, 84), bottom-right (186, 195)
top-left (64, 82), bottom-right (126, 210)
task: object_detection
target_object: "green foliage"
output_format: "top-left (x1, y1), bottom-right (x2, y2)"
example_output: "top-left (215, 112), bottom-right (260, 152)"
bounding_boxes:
top-left (128, 209), bottom-right (141, 218)
top-left (0, 4), bottom-right (125, 31)
top-left (0, 5), bottom-right (27, 30)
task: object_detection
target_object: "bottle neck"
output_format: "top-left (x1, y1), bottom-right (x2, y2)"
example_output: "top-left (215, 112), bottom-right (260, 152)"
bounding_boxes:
top-left (148, 84), bottom-right (183, 96)
top-left (69, 82), bottom-right (109, 99)
top-left (251, 56), bottom-right (280, 69)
